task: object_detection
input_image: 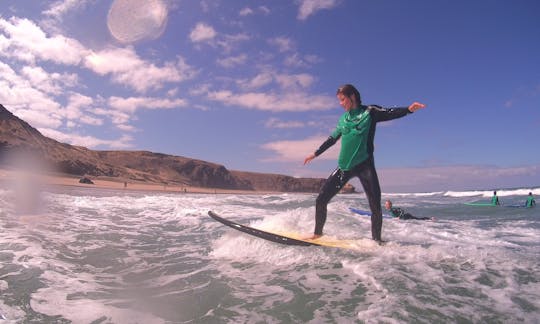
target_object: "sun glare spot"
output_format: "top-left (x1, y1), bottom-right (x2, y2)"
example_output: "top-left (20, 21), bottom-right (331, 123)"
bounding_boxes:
top-left (107, 0), bottom-right (168, 44)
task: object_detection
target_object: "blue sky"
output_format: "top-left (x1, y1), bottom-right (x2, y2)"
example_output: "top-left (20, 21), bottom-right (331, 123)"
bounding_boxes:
top-left (1, 0), bottom-right (539, 192)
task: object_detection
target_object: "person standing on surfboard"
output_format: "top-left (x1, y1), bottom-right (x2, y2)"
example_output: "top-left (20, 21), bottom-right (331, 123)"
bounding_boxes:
top-left (303, 84), bottom-right (426, 243)
top-left (525, 192), bottom-right (535, 208)
top-left (491, 191), bottom-right (500, 206)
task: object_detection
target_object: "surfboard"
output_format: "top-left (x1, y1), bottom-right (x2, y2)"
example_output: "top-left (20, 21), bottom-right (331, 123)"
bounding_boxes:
top-left (464, 202), bottom-right (497, 206)
top-left (208, 211), bottom-right (371, 249)
top-left (349, 207), bottom-right (393, 219)
top-left (503, 204), bottom-right (530, 208)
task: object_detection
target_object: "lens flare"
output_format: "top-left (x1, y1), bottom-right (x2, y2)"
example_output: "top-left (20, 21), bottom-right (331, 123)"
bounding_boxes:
top-left (107, 0), bottom-right (168, 44)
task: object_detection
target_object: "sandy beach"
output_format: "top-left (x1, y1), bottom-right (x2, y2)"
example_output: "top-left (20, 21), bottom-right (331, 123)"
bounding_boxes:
top-left (0, 168), bottom-right (269, 195)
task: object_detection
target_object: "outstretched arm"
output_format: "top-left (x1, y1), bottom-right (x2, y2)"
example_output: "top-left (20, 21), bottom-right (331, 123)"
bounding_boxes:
top-left (304, 153), bottom-right (316, 165)
top-left (303, 135), bottom-right (339, 165)
top-left (408, 102), bottom-right (426, 112)
top-left (371, 102), bottom-right (427, 122)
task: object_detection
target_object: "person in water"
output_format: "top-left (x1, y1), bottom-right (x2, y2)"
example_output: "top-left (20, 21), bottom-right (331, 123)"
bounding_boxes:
top-left (303, 84), bottom-right (426, 242)
top-left (526, 192), bottom-right (536, 208)
top-left (491, 191), bottom-right (500, 206)
top-left (384, 200), bottom-right (433, 220)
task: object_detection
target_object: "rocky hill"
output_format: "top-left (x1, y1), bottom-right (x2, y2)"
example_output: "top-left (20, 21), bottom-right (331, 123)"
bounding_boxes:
top-left (0, 104), bottom-right (354, 193)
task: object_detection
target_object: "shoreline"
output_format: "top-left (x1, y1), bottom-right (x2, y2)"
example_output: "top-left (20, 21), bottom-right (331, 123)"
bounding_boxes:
top-left (0, 168), bottom-right (282, 195)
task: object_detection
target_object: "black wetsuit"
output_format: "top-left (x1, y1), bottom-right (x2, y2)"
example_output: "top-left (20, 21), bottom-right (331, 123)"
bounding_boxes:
top-left (313, 105), bottom-right (412, 241)
top-left (389, 207), bottom-right (430, 220)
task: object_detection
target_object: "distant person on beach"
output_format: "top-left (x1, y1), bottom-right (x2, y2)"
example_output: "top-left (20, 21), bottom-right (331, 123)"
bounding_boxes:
top-left (491, 191), bottom-right (500, 206)
top-left (303, 83), bottom-right (426, 243)
top-left (526, 192), bottom-right (536, 208)
top-left (384, 200), bottom-right (433, 220)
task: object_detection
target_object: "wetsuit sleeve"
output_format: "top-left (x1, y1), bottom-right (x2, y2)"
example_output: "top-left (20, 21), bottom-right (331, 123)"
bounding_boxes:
top-left (390, 207), bottom-right (404, 218)
top-left (314, 135), bottom-right (339, 156)
top-left (368, 105), bottom-right (412, 123)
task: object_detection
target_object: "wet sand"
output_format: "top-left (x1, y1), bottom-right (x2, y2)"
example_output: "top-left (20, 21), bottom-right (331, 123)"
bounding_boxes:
top-left (0, 168), bottom-right (270, 195)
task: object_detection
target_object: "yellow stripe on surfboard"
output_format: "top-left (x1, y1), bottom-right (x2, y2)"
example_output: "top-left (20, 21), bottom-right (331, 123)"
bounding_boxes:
top-left (272, 231), bottom-right (374, 250)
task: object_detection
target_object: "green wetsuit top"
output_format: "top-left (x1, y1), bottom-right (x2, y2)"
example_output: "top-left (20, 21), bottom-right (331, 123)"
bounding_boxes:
top-left (526, 196), bottom-right (536, 208)
top-left (389, 207), bottom-right (406, 218)
top-left (315, 105), bottom-right (411, 171)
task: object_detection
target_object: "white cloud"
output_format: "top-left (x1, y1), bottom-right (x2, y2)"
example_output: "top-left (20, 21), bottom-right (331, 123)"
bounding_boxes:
top-left (93, 107), bottom-right (132, 127)
top-left (12, 108), bottom-right (63, 130)
top-left (268, 36), bottom-right (295, 52)
top-left (64, 93), bottom-right (92, 120)
top-left (108, 96), bottom-right (188, 113)
top-left (216, 32), bottom-right (251, 53)
top-left (268, 37), bottom-right (322, 68)
top-left (297, 0), bottom-right (340, 20)
top-left (42, 0), bottom-right (91, 20)
top-left (64, 93), bottom-right (103, 127)
top-left (238, 71), bottom-right (316, 91)
top-left (116, 124), bottom-right (136, 132)
top-left (1, 16), bottom-right (195, 93)
top-left (275, 73), bottom-right (315, 89)
top-left (264, 118), bottom-right (305, 129)
top-left (20, 66), bottom-right (78, 95)
top-left (239, 6), bottom-right (270, 16)
top-left (39, 127), bottom-right (133, 149)
top-left (40, 0), bottom-right (93, 35)
top-left (189, 22), bottom-right (217, 43)
top-left (0, 62), bottom-right (63, 128)
top-left (79, 115), bottom-right (103, 126)
top-left (260, 135), bottom-right (339, 162)
top-left (84, 47), bottom-right (196, 92)
top-left (259, 6), bottom-right (271, 15)
top-left (217, 54), bottom-right (247, 68)
top-left (284, 53), bottom-right (322, 68)
top-left (240, 72), bottom-right (274, 89)
top-left (239, 7), bottom-right (254, 16)
top-left (0, 17), bottom-right (87, 65)
top-left (207, 90), bottom-right (334, 112)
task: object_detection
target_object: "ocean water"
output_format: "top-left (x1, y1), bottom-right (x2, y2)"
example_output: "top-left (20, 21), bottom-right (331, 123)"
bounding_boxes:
top-left (0, 185), bottom-right (539, 323)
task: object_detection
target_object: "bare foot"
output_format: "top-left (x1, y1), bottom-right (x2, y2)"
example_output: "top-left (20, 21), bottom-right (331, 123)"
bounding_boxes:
top-left (302, 234), bottom-right (322, 240)
top-left (375, 239), bottom-right (387, 246)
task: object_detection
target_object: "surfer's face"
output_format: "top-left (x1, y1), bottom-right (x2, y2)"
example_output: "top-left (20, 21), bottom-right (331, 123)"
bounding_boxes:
top-left (337, 93), bottom-right (356, 111)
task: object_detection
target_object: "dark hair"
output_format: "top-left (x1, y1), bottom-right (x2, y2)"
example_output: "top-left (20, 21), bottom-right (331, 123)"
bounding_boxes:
top-left (337, 84), bottom-right (361, 105)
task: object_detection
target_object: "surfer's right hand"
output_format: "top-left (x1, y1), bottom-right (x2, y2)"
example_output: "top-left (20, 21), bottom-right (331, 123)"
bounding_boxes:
top-left (304, 153), bottom-right (316, 165)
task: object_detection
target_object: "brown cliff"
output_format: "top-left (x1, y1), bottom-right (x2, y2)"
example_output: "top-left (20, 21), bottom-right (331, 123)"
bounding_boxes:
top-left (0, 104), bottom-right (355, 193)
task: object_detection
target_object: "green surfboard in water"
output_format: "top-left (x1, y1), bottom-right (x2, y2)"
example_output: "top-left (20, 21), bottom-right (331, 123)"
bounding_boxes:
top-left (464, 202), bottom-right (497, 206)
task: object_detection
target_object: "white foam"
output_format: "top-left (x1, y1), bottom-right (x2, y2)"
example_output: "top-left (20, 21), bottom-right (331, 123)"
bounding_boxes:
top-left (31, 286), bottom-right (165, 324)
top-left (445, 187), bottom-right (540, 198)
top-left (1, 187), bottom-right (538, 322)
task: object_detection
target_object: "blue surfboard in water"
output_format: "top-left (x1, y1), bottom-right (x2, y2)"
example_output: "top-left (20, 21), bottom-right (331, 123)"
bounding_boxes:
top-left (349, 207), bottom-right (393, 219)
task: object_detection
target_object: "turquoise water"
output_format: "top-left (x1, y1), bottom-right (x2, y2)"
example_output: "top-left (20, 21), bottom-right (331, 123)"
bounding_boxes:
top-left (0, 185), bottom-right (539, 323)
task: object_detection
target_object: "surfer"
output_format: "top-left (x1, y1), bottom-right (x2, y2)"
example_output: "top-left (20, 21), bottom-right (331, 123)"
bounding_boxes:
top-left (303, 84), bottom-right (426, 243)
top-left (384, 200), bottom-right (433, 220)
top-left (491, 191), bottom-right (500, 206)
top-left (526, 192), bottom-right (536, 208)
